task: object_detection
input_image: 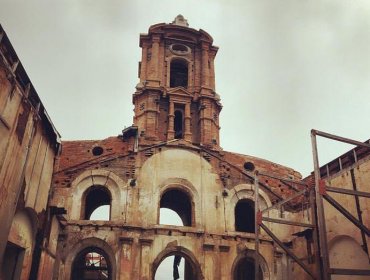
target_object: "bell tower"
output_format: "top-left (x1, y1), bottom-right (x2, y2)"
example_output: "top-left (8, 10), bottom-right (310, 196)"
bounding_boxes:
top-left (132, 15), bottom-right (222, 149)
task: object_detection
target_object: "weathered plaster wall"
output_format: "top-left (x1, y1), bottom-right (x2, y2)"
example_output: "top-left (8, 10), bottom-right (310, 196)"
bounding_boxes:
top-left (51, 143), bottom-right (313, 280)
top-left (0, 26), bottom-right (59, 280)
top-left (323, 157), bottom-right (370, 276)
top-left (7, 210), bottom-right (36, 280)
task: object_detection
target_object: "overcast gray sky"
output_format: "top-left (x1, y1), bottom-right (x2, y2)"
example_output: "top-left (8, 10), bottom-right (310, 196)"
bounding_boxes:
top-left (1, 0), bottom-right (370, 177)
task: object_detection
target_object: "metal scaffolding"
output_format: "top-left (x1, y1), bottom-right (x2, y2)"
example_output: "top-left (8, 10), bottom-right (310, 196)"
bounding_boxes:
top-left (254, 129), bottom-right (370, 280)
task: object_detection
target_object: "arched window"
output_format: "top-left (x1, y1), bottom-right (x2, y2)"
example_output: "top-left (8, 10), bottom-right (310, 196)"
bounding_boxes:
top-left (81, 186), bottom-right (111, 220)
top-left (170, 59), bottom-right (188, 88)
top-left (71, 247), bottom-right (111, 280)
top-left (159, 189), bottom-right (193, 227)
top-left (234, 257), bottom-right (262, 280)
top-left (235, 199), bottom-right (255, 233)
top-left (174, 110), bottom-right (183, 139)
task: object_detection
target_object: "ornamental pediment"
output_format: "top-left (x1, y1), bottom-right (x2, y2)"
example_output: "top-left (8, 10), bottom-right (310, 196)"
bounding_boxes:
top-left (167, 87), bottom-right (192, 97)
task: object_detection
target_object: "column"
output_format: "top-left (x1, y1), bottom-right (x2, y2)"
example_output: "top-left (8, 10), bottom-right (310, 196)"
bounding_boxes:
top-left (167, 101), bottom-right (175, 140)
top-left (148, 35), bottom-right (160, 85)
top-left (203, 243), bottom-right (216, 280)
top-left (119, 237), bottom-right (134, 280)
top-left (139, 238), bottom-right (153, 280)
top-left (219, 245), bottom-right (230, 280)
top-left (201, 43), bottom-right (209, 87)
top-left (184, 102), bottom-right (192, 141)
top-left (140, 45), bottom-right (148, 82)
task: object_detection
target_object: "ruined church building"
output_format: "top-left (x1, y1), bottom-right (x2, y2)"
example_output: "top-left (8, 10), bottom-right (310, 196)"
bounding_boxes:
top-left (0, 15), bottom-right (369, 280)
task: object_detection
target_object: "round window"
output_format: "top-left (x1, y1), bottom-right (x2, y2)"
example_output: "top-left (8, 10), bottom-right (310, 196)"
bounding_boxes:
top-left (92, 146), bottom-right (104, 156)
top-left (244, 161), bottom-right (255, 172)
top-left (169, 44), bottom-right (190, 55)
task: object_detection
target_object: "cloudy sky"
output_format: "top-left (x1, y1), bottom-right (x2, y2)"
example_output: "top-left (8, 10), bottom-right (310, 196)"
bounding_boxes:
top-left (1, 0), bottom-right (370, 177)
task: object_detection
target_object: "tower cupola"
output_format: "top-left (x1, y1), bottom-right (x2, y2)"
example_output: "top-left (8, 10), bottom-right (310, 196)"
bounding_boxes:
top-left (132, 15), bottom-right (222, 149)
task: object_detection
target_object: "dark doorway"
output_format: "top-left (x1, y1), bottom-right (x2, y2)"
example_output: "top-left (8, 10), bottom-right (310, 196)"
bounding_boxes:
top-left (235, 199), bottom-right (255, 233)
top-left (170, 60), bottom-right (188, 88)
top-left (234, 257), bottom-right (263, 280)
top-left (174, 111), bottom-right (183, 139)
top-left (1, 242), bottom-right (25, 280)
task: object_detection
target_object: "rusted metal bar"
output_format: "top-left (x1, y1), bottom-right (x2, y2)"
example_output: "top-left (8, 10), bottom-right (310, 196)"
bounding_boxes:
top-left (199, 148), bottom-right (284, 202)
top-left (280, 180), bottom-right (300, 192)
top-left (257, 171), bottom-right (309, 186)
top-left (326, 186), bottom-right (370, 198)
top-left (311, 131), bottom-right (330, 280)
top-left (329, 268), bottom-right (370, 275)
top-left (326, 165), bottom-right (330, 177)
top-left (323, 194), bottom-right (370, 236)
top-left (254, 174), bottom-right (260, 280)
top-left (312, 129), bottom-right (370, 149)
top-left (350, 168), bottom-right (369, 256)
top-left (258, 180), bottom-right (283, 200)
top-left (262, 217), bottom-right (315, 228)
top-left (262, 188), bottom-right (307, 214)
top-left (260, 223), bottom-right (316, 279)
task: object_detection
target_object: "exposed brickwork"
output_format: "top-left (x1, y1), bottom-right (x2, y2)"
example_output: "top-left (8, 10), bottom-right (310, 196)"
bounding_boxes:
top-left (3, 16), bottom-right (368, 280)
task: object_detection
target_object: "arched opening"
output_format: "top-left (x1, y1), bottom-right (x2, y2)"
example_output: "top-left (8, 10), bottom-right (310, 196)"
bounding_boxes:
top-left (174, 110), bottom-right (183, 139)
top-left (170, 59), bottom-right (188, 88)
top-left (234, 257), bottom-right (263, 280)
top-left (155, 255), bottom-right (185, 280)
top-left (71, 247), bottom-right (111, 280)
top-left (160, 189), bottom-right (193, 227)
top-left (153, 249), bottom-right (202, 280)
top-left (235, 199), bottom-right (255, 233)
top-left (81, 186), bottom-right (111, 220)
top-left (1, 209), bottom-right (36, 280)
top-left (329, 235), bottom-right (370, 280)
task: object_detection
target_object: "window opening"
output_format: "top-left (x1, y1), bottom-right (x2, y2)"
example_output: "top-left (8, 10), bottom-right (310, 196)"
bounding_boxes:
top-left (160, 189), bottom-right (192, 227)
top-left (82, 186), bottom-right (111, 220)
top-left (234, 257), bottom-right (262, 280)
top-left (92, 146), bottom-right (104, 156)
top-left (174, 110), bottom-right (183, 139)
top-left (243, 161), bottom-right (255, 172)
top-left (15, 106), bottom-right (30, 143)
top-left (72, 248), bottom-right (111, 280)
top-left (170, 60), bottom-right (188, 88)
top-left (235, 199), bottom-right (255, 233)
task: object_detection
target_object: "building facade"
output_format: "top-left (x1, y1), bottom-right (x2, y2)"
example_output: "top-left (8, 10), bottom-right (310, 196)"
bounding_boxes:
top-left (0, 24), bottom-right (60, 280)
top-left (0, 15), bottom-right (369, 280)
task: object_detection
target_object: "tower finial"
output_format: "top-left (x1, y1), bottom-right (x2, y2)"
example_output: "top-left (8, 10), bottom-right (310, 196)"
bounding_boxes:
top-left (172, 14), bottom-right (189, 27)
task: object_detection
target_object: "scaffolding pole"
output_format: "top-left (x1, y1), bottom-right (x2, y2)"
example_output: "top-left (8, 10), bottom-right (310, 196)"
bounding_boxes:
top-left (254, 170), bottom-right (317, 279)
top-left (251, 129), bottom-right (370, 280)
top-left (311, 129), bottom-right (370, 279)
top-left (311, 131), bottom-right (331, 280)
top-left (254, 174), bottom-right (260, 280)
